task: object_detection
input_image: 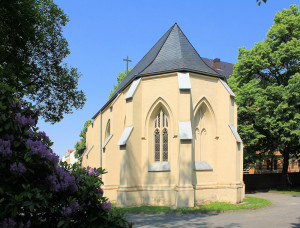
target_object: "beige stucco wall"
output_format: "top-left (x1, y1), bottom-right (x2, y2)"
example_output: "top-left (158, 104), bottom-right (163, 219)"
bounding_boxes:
top-left (83, 72), bottom-right (244, 207)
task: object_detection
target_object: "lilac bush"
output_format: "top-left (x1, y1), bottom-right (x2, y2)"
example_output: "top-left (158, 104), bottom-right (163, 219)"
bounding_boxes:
top-left (0, 85), bottom-right (132, 227)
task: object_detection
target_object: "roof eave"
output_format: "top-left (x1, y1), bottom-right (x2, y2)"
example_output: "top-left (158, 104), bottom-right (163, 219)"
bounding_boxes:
top-left (91, 68), bottom-right (224, 120)
top-left (138, 68), bottom-right (223, 79)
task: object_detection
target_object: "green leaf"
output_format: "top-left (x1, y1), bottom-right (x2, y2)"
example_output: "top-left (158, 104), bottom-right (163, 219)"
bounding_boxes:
top-left (22, 201), bottom-right (32, 207)
top-left (13, 141), bottom-right (20, 147)
top-left (4, 122), bottom-right (10, 130)
top-left (57, 220), bottom-right (65, 228)
top-left (29, 204), bottom-right (34, 212)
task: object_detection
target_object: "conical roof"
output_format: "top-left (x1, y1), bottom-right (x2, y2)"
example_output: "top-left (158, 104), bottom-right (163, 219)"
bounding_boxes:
top-left (140, 24), bottom-right (219, 76)
top-left (94, 24), bottom-right (221, 117)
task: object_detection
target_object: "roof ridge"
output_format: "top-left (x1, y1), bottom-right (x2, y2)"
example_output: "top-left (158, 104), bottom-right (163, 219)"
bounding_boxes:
top-left (202, 57), bottom-right (235, 65)
top-left (138, 23), bottom-right (177, 75)
top-left (176, 24), bottom-right (219, 75)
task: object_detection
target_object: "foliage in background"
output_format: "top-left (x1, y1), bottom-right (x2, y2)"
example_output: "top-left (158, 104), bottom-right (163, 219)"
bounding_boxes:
top-left (0, 85), bottom-right (132, 227)
top-left (256, 0), bottom-right (267, 6)
top-left (0, 0), bottom-right (86, 123)
top-left (228, 5), bottom-right (300, 188)
top-left (109, 69), bottom-right (132, 99)
top-left (74, 120), bottom-right (92, 159)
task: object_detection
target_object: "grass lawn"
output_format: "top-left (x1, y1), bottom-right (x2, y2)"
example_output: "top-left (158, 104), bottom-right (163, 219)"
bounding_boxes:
top-left (113, 196), bottom-right (270, 214)
top-left (269, 188), bottom-right (300, 195)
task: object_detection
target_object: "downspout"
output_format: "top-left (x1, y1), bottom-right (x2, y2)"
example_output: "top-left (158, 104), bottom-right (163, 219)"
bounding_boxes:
top-left (99, 111), bottom-right (102, 171)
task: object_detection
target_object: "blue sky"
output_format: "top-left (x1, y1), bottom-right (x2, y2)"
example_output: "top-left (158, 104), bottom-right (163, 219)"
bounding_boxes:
top-left (39, 0), bottom-right (299, 159)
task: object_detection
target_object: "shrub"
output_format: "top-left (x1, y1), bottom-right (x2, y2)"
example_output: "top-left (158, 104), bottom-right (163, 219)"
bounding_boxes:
top-left (0, 84), bottom-right (132, 227)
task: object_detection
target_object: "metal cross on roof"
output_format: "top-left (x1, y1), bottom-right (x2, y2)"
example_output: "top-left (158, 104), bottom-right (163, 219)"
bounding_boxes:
top-left (123, 56), bottom-right (132, 76)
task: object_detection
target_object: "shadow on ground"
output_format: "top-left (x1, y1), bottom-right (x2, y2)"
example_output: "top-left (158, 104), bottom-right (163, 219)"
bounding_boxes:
top-left (291, 217), bottom-right (300, 228)
top-left (128, 213), bottom-right (242, 228)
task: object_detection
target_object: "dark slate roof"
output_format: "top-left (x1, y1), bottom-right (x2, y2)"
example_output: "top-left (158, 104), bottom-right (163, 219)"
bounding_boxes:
top-left (202, 58), bottom-right (234, 79)
top-left (93, 23), bottom-right (226, 119)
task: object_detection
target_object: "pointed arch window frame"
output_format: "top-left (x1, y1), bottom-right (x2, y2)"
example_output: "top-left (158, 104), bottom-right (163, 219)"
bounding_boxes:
top-left (103, 119), bottom-right (113, 152)
top-left (153, 109), bottom-right (169, 162)
top-left (193, 98), bottom-right (216, 172)
top-left (149, 108), bottom-right (170, 172)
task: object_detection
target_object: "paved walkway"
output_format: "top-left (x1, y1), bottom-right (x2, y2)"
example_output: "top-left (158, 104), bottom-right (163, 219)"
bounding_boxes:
top-left (128, 193), bottom-right (300, 228)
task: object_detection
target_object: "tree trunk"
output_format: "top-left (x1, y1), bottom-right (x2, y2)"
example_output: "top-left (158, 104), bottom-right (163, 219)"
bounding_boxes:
top-left (281, 152), bottom-right (290, 189)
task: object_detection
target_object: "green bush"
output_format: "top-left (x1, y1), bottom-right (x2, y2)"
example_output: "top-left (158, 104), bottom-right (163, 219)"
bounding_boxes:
top-left (0, 84), bottom-right (132, 227)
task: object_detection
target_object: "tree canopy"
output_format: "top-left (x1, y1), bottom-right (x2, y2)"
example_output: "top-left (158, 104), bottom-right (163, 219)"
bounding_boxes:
top-left (74, 120), bottom-right (92, 159)
top-left (228, 5), bottom-right (300, 187)
top-left (0, 0), bottom-right (86, 123)
top-left (108, 69), bottom-right (131, 99)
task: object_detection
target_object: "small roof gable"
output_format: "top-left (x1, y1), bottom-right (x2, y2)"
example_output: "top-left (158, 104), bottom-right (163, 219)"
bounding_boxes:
top-left (93, 24), bottom-right (224, 119)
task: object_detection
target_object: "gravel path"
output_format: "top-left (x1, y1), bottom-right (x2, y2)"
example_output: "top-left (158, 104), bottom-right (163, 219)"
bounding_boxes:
top-left (128, 192), bottom-right (300, 228)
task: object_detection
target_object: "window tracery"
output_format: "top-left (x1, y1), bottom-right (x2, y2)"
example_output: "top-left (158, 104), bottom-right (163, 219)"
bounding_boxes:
top-left (154, 110), bottom-right (168, 162)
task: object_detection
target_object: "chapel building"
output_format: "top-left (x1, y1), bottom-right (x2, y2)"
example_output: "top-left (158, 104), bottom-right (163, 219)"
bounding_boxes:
top-left (82, 23), bottom-right (244, 208)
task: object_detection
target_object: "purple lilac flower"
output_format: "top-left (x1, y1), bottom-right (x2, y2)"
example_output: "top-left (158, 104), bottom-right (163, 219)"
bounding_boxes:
top-left (28, 129), bottom-right (34, 138)
top-left (47, 167), bottom-right (78, 193)
top-left (0, 139), bottom-right (12, 159)
top-left (10, 162), bottom-right (26, 176)
top-left (25, 139), bottom-right (59, 166)
top-left (15, 113), bottom-right (36, 127)
top-left (27, 118), bottom-right (35, 127)
top-left (88, 169), bottom-right (95, 175)
top-left (0, 218), bottom-right (17, 228)
top-left (47, 174), bottom-right (60, 192)
top-left (70, 202), bottom-right (79, 212)
top-left (57, 167), bottom-right (78, 192)
top-left (86, 166), bottom-right (100, 176)
top-left (15, 113), bottom-right (26, 126)
top-left (102, 201), bottom-right (111, 211)
top-left (61, 202), bottom-right (80, 216)
top-left (18, 221), bottom-right (31, 228)
top-left (51, 153), bottom-right (60, 167)
top-left (39, 131), bottom-right (50, 142)
top-left (12, 102), bottom-right (22, 109)
top-left (61, 206), bottom-right (72, 216)
top-left (98, 188), bottom-right (104, 195)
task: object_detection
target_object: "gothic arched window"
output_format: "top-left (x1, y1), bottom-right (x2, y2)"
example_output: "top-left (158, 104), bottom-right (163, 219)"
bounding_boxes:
top-left (154, 110), bottom-right (168, 162)
top-left (105, 120), bottom-right (110, 140)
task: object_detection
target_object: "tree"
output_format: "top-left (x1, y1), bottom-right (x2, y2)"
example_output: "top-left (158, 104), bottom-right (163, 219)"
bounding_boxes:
top-left (0, 0), bottom-right (86, 123)
top-left (109, 69), bottom-right (131, 98)
top-left (74, 120), bottom-right (92, 159)
top-left (228, 5), bottom-right (300, 188)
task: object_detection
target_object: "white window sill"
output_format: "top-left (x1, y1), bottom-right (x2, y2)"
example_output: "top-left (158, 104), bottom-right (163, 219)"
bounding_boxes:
top-left (194, 161), bottom-right (213, 171)
top-left (148, 162), bottom-right (170, 172)
top-left (102, 134), bottom-right (113, 149)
